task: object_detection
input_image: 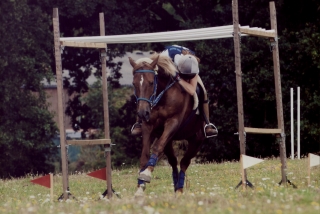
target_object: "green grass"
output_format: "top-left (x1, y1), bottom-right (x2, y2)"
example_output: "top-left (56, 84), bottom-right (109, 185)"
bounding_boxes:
top-left (0, 158), bottom-right (319, 214)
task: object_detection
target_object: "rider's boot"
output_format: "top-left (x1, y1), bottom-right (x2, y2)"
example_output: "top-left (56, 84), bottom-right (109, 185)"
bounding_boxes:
top-left (203, 101), bottom-right (218, 138)
top-left (131, 118), bottom-right (142, 136)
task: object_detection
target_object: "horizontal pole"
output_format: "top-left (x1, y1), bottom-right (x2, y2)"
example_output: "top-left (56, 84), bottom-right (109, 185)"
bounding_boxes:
top-left (239, 27), bottom-right (276, 38)
top-left (60, 41), bottom-right (107, 48)
top-left (67, 139), bottom-right (111, 145)
top-left (244, 127), bottom-right (282, 134)
top-left (59, 25), bottom-right (237, 44)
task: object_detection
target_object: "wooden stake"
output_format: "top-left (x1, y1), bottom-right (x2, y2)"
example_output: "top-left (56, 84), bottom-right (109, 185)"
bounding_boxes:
top-left (239, 27), bottom-right (276, 38)
top-left (269, 1), bottom-right (287, 185)
top-left (50, 173), bottom-right (53, 202)
top-left (244, 127), bottom-right (281, 134)
top-left (53, 8), bottom-right (69, 200)
top-left (99, 13), bottom-right (113, 199)
top-left (67, 139), bottom-right (111, 145)
top-left (232, 0), bottom-right (247, 181)
top-left (240, 155), bottom-right (246, 190)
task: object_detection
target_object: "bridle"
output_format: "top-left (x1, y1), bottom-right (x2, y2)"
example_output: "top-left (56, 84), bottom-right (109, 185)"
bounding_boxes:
top-left (133, 69), bottom-right (177, 108)
top-left (133, 69), bottom-right (158, 107)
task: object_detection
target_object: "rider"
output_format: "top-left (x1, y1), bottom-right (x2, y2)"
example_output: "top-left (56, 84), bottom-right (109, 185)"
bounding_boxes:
top-left (131, 45), bottom-right (218, 138)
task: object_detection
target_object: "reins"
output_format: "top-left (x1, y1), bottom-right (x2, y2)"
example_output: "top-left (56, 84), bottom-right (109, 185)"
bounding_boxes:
top-left (133, 69), bottom-right (177, 108)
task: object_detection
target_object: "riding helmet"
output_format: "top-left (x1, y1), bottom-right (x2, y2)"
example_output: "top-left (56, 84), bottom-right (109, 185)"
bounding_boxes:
top-left (177, 55), bottom-right (199, 79)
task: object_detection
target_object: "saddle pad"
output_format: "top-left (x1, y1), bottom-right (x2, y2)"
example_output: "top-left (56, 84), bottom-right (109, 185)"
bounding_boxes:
top-left (193, 92), bottom-right (200, 114)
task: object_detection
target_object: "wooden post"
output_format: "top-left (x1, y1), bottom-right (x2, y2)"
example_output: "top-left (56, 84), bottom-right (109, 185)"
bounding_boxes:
top-left (232, 0), bottom-right (247, 184)
top-left (269, 1), bottom-right (287, 185)
top-left (240, 155), bottom-right (246, 190)
top-left (99, 13), bottom-right (112, 199)
top-left (53, 8), bottom-right (69, 200)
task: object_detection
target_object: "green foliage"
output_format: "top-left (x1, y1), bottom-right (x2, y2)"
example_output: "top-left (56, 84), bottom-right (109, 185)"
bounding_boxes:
top-left (66, 81), bottom-right (139, 170)
top-left (0, 0), bottom-right (58, 178)
top-left (68, 145), bottom-right (106, 172)
top-left (280, 23), bottom-right (320, 154)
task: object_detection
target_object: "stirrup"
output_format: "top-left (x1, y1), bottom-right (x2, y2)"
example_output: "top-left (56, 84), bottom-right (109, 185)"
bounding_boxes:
top-left (204, 123), bottom-right (218, 138)
top-left (130, 122), bottom-right (139, 133)
top-left (131, 122), bottom-right (142, 136)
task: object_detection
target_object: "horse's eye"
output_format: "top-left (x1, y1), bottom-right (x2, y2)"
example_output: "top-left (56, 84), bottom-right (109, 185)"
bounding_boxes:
top-left (149, 82), bottom-right (153, 86)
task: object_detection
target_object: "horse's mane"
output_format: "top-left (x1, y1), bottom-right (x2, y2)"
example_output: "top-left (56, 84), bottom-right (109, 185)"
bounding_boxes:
top-left (135, 54), bottom-right (177, 77)
top-left (150, 53), bottom-right (177, 76)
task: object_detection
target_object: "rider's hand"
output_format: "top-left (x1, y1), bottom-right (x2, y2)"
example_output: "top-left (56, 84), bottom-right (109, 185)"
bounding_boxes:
top-left (174, 72), bottom-right (181, 82)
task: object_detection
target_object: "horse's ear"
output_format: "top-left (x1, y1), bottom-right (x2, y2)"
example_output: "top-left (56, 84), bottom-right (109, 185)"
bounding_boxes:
top-left (129, 57), bottom-right (137, 68)
top-left (150, 55), bottom-right (159, 68)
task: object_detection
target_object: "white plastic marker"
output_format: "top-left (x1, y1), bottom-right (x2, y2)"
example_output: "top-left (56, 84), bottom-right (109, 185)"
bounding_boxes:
top-left (308, 153), bottom-right (320, 186)
top-left (240, 155), bottom-right (264, 190)
top-left (242, 155), bottom-right (264, 169)
top-left (290, 88), bottom-right (294, 159)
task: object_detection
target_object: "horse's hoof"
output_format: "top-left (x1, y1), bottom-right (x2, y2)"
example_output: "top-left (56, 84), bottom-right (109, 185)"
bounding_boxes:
top-left (134, 186), bottom-right (145, 198)
top-left (175, 188), bottom-right (183, 198)
top-left (138, 169), bottom-right (152, 183)
top-left (138, 174), bottom-right (151, 183)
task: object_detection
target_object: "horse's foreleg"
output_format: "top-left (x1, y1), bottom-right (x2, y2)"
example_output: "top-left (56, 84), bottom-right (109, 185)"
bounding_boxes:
top-left (138, 153), bottom-right (157, 183)
top-left (139, 119), bottom-right (179, 183)
top-left (163, 141), bottom-right (179, 187)
top-left (138, 144), bottom-right (151, 187)
top-left (137, 126), bottom-right (154, 187)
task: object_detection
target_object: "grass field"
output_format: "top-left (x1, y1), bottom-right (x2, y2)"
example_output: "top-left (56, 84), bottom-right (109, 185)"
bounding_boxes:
top-left (0, 158), bottom-right (319, 214)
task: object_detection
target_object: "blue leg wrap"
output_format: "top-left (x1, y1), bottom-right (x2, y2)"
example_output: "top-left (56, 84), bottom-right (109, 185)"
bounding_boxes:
top-left (146, 154), bottom-right (158, 167)
top-left (172, 169), bottom-right (179, 186)
top-left (138, 179), bottom-right (145, 185)
top-left (137, 155), bottom-right (158, 186)
top-left (175, 171), bottom-right (185, 190)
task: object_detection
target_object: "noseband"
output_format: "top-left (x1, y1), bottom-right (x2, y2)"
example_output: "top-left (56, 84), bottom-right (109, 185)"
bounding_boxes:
top-left (133, 69), bottom-right (177, 108)
top-left (133, 69), bottom-right (158, 107)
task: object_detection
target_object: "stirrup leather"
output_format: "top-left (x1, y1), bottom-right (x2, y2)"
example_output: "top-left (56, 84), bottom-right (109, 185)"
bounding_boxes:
top-left (204, 123), bottom-right (218, 138)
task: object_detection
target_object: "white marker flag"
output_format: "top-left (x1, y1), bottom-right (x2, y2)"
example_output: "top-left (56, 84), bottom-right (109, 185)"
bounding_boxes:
top-left (310, 153), bottom-right (320, 167)
top-left (242, 155), bottom-right (264, 169)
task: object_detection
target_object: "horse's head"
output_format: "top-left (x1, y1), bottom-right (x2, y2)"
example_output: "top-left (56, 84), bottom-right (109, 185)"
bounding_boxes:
top-left (129, 55), bottom-right (160, 122)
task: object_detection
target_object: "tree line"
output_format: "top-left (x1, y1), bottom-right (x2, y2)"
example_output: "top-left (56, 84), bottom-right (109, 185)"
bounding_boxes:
top-left (0, 0), bottom-right (319, 178)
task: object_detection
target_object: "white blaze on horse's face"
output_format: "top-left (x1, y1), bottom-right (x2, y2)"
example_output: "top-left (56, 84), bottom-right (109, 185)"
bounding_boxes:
top-left (140, 74), bottom-right (144, 87)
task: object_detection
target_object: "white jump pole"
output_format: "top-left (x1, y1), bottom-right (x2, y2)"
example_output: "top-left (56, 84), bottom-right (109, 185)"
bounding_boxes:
top-left (297, 87), bottom-right (300, 159)
top-left (290, 88), bottom-right (294, 159)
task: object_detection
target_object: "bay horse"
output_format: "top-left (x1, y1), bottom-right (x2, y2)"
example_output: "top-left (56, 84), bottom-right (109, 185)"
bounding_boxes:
top-left (129, 53), bottom-right (207, 196)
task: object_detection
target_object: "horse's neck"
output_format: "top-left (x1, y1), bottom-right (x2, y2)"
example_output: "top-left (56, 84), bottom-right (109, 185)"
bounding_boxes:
top-left (157, 75), bottom-right (172, 92)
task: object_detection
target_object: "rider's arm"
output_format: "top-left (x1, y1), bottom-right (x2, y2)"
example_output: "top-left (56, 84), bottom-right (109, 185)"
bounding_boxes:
top-left (177, 74), bottom-right (198, 96)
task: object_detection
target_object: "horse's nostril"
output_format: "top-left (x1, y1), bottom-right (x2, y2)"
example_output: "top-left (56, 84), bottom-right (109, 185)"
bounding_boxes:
top-left (145, 111), bottom-right (150, 121)
top-left (137, 112), bottom-right (143, 119)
